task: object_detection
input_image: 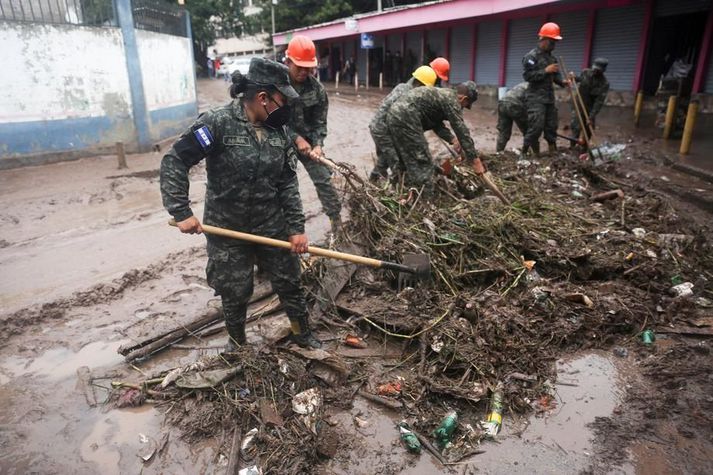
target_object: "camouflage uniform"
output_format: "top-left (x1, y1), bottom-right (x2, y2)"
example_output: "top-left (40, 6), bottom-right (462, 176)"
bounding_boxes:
top-left (386, 85), bottom-right (479, 188)
top-left (369, 78), bottom-right (416, 180)
top-left (160, 99), bottom-right (310, 346)
top-left (286, 75), bottom-right (341, 221)
top-left (496, 82), bottom-right (528, 152)
top-left (522, 46), bottom-right (565, 151)
top-left (570, 68), bottom-right (610, 139)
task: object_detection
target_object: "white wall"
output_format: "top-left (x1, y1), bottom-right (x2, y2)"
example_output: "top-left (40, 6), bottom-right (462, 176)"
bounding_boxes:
top-left (136, 28), bottom-right (196, 112)
top-left (0, 22), bottom-right (133, 124)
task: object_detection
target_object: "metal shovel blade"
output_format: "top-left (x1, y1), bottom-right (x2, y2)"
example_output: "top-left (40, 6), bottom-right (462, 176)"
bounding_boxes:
top-left (397, 253), bottom-right (431, 291)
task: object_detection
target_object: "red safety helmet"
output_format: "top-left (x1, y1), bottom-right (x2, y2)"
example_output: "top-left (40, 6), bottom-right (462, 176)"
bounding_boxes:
top-left (286, 35), bottom-right (318, 68)
top-left (538, 22), bottom-right (562, 41)
top-left (429, 57), bottom-right (450, 81)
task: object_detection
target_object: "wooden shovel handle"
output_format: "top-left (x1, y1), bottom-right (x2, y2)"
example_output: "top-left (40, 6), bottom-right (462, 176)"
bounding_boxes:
top-left (168, 220), bottom-right (415, 274)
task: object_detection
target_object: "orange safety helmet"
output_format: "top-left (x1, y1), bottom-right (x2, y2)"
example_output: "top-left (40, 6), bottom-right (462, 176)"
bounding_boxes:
top-left (429, 57), bottom-right (450, 81)
top-left (286, 35), bottom-right (318, 68)
top-left (538, 22), bottom-right (562, 40)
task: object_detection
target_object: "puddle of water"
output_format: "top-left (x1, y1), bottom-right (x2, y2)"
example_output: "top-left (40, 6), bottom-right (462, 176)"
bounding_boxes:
top-left (472, 352), bottom-right (630, 474)
top-left (0, 339), bottom-right (127, 381)
top-left (328, 398), bottom-right (442, 475)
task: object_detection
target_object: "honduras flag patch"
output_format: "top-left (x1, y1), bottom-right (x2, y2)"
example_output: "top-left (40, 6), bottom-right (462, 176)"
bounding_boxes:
top-left (194, 126), bottom-right (214, 150)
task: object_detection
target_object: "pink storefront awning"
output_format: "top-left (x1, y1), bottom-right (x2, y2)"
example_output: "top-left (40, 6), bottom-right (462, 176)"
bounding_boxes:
top-left (272, 0), bottom-right (559, 45)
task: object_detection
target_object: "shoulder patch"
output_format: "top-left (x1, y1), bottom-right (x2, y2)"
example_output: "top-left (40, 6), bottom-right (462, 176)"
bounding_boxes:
top-left (527, 58), bottom-right (536, 66)
top-left (194, 126), bottom-right (214, 150)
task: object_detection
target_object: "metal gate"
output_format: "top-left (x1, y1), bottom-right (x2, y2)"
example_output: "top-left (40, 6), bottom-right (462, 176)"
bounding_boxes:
top-left (505, 17), bottom-right (541, 87)
top-left (405, 30), bottom-right (422, 63)
top-left (475, 20), bottom-right (502, 86)
top-left (591, 4), bottom-right (646, 91)
top-left (427, 28), bottom-right (447, 59)
top-left (450, 25), bottom-right (473, 84)
top-left (655, 0), bottom-right (712, 16)
top-left (551, 10), bottom-right (589, 71)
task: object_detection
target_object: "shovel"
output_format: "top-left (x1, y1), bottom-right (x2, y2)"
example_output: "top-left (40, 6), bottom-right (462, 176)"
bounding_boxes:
top-left (440, 140), bottom-right (511, 206)
top-left (168, 220), bottom-right (431, 287)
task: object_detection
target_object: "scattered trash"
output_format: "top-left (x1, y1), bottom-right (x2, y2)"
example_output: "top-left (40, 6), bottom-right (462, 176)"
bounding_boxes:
top-left (433, 410), bottom-right (458, 449)
top-left (116, 388), bottom-right (144, 408)
top-left (592, 189), bottom-right (624, 202)
top-left (354, 416), bottom-right (369, 428)
top-left (642, 329), bottom-right (656, 345)
top-left (696, 297), bottom-right (713, 308)
top-left (343, 334), bottom-right (367, 349)
top-left (292, 388), bottom-right (322, 434)
top-left (376, 381), bottom-right (402, 397)
top-left (646, 250), bottom-right (657, 258)
top-left (238, 465), bottom-right (263, 475)
top-left (241, 427), bottom-right (259, 453)
top-left (175, 366), bottom-right (241, 389)
top-left (481, 386), bottom-right (504, 437)
top-left (238, 388), bottom-right (251, 398)
top-left (563, 293), bottom-right (594, 308)
top-left (397, 423), bottom-right (422, 454)
top-left (531, 394), bottom-right (557, 413)
top-left (671, 275), bottom-right (684, 286)
top-left (658, 234), bottom-right (693, 248)
top-left (670, 282), bottom-right (694, 298)
top-left (632, 228), bottom-right (646, 238)
top-left (625, 252), bottom-right (634, 261)
top-left (430, 335), bottom-right (444, 353)
top-left (613, 347), bottom-right (628, 358)
top-left (138, 433), bottom-right (158, 463)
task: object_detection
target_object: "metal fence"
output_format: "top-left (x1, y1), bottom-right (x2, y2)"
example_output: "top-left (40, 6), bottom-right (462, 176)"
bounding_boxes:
top-left (0, 0), bottom-right (116, 26)
top-left (132, 0), bottom-right (187, 37)
top-left (0, 0), bottom-right (188, 37)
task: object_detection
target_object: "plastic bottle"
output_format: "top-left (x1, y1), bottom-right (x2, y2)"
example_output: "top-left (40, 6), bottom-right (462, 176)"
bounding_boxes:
top-left (433, 410), bottom-right (458, 448)
top-left (397, 423), bottom-right (422, 454)
top-left (483, 386), bottom-right (504, 437)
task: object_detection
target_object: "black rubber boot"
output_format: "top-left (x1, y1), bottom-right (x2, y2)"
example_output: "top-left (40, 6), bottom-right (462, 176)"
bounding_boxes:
top-left (224, 321), bottom-right (247, 352)
top-left (548, 142), bottom-right (557, 155)
top-left (289, 315), bottom-right (322, 349)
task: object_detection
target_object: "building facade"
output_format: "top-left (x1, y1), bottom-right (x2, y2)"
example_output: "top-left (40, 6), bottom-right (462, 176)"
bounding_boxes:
top-left (273, 0), bottom-right (713, 107)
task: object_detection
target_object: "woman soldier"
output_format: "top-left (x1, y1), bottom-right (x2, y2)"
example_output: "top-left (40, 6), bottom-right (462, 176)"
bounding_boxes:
top-left (160, 58), bottom-right (321, 350)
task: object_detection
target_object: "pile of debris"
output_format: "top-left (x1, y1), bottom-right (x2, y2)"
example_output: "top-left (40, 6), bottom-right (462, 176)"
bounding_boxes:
top-left (106, 151), bottom-right (712, 473)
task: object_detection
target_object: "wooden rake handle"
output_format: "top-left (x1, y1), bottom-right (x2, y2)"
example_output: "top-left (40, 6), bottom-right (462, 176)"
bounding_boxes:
top-left (168, 220), bottom-right (416, 274)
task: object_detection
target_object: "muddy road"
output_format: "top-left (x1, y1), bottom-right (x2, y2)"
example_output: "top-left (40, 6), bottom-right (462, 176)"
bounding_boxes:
top-left (1, 79), bottom-right (712, 474)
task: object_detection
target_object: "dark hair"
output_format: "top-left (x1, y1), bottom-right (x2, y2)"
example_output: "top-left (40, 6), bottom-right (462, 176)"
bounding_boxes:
top-left (229, 70), bottom-right (278, 99)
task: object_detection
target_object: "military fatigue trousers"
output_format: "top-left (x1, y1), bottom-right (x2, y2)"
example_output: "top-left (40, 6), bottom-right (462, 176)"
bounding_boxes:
top-left (206, 239), bottom-right (308, 342)
top-left (369, 126), bottom-right (404, 179)
top-left (496, 102), bottom-right (528, 152)
top-left (570, 103), bottom-right (594, 142)
top-left (524, 101), bottom-right (558, 149)
top-left (298, 154), bottom-right (341, 220)
top-left (389, 119), bottom-right (434, 189)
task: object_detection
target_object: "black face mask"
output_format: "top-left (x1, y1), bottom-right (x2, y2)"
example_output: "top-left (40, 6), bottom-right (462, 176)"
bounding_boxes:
top-left (263, 95), bottom-right (290, 129)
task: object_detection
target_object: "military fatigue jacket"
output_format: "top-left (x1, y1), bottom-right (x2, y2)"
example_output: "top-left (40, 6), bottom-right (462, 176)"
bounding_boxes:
top-left (287, 75), bottom-right (329, 147)
top-left (575, 69), bottom-right (610, 117)
top-left (369, 78), bottom-right (415, 135)
top-left (522, 46), bottom-right (565, 104)
top-left (160, 100), bottom-right (305, 238)
top-left (501, 82), bottom-right (528, 108)
top-left (388, 87), bottom-right (478, 161)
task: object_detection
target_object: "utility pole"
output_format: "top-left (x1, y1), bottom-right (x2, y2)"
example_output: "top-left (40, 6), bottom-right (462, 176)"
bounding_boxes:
top-left (271, 0), bottom-right (277, 60)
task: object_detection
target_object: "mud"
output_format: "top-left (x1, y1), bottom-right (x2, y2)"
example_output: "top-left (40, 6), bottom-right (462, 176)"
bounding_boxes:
top-left (1, 78), bottom-right (712, 474)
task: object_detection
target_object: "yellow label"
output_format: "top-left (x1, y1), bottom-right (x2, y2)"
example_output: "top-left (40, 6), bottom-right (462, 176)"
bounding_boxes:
top-left (487, 412), bottom-right (502, 424)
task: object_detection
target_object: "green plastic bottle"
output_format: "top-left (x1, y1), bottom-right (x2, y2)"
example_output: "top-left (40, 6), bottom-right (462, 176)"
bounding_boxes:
top-left (433, 410), bottom-right (458, 449)
top-left (397, 423), bottom-right (422, 454)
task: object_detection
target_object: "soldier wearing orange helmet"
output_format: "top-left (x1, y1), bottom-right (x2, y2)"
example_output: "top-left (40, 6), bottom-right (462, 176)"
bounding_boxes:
top-left (284, 35), bottom-right (342, 233)
top-left (521, 22), bottom-right (568, 157)
top-left (430, 57), bottom-right (450, 86)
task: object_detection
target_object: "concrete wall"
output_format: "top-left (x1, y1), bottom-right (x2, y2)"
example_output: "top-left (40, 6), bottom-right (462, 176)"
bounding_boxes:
top-left (0, 21), bottom-right (135, 161)
top-left (136, 29), bottom-right (197, 141)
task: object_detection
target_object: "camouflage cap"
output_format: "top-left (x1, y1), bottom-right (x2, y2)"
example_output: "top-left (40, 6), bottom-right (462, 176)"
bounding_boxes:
top-left (247, 57), bottom-right (298, 99)
top-left (592, 57), bottom-right (609, 71)
top-left (459, 81), bottom-right (479, 107)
